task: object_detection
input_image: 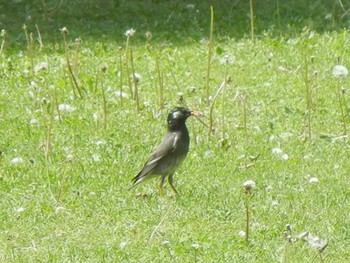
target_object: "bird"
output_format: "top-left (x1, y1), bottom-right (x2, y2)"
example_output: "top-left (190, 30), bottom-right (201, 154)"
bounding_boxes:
top-left (130, 107), bottom-right (200, 196)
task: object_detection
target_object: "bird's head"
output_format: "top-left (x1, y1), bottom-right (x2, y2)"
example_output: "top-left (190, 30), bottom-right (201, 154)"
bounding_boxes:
top-left (167, 107), bottom-right (201, 131)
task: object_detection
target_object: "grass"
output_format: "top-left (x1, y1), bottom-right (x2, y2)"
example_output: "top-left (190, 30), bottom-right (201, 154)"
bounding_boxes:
top-left (1, 0), bottom-right (350, 262)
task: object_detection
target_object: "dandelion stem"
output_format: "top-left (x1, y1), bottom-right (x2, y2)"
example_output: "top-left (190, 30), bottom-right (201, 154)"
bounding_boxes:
top-left (155, 51), bottom-right (164, 110)
top-left (276, 0), bottom-right (281, 33)
top-left (94, 69), bottom-right (99, 98)
top-left (130, 48), bottom-right (140, 113)
top-left (337, 86), bottom-right (347, 136)
top-left (54, 85), bottom-right (61, 123)
top-left (35, 24), bottom-right (43, 50)
top-left (0, 29), bottom-right (6, 55)
top-left (303, 54), bottom-right (312, 141)
top-left (341, 89), bottom-right (347, 136)
top-left (119, 47), bottom-right (124, 104)
top-left (318, 251), bottom-right (325, 263)
top-left (249, 0), bottom-right (255, 43)
top-left (23, 24), bottom-right (34, 74)
top-left (30, 32), bottom-right (35, 72)
top-left (45, 96), bottom-right (54, 161)
top-left (164, 244), bottom-right (175, 263)
top-left (166, 54), bottom-right (180, 92)
top-left (244, 190), bottom-right (250, 245)
top-left (56, 170), bottom-right (67, 204)
top-left (62, 29), bottom-right (83, 99)
top-left (125, 35), bottom-right (133, 98)
top-left (101, 68), bottom-right (108, 130)
top-left (221, 60), bottom-right (229, 138)
top-left (73, 38), bottom-right (81, 77)
top-left (206, 6), bottom-right (214, 106)
top-left (241, 95), bottom-right (248, 137)
top-left (149, 207), bottom-right (170, 242)
top-left (282, 241), bottom-right (290, 263)
top-left (208, 76), bottom-right (231, 136)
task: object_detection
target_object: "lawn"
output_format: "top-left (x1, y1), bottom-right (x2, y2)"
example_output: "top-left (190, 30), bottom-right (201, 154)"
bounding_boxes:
top-left (1, 1), bottom-right (350, 262)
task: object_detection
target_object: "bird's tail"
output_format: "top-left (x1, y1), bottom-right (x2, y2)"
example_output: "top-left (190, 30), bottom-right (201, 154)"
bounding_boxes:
top-left (128, 173), bottom-right (144, 190)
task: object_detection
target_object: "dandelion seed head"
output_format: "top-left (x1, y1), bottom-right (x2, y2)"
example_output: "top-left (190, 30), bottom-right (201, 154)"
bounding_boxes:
top-left (280, 132), bottom-right (293, 140)
top-left (96, 140), bottom-right (106, 146)
top-left (309, 177), bottom-right (319, 183)
top-left (29, 118), bottom-right (38, 125)
top-left (243, 180), bottom-right (256, 190)
top-left (199, 38), bottom-right (208, 45)
top-left (219, 53), bottom-right (235, 65)
top-left (1, 29), bottom-right (6, 38)
top-left (332, 65), bottom-right (348, 77)
top-left (92, 154), bottom-right (100, 162)
top-left (271, 200), bottom-right (278, 207)
top-left (143, 100), bottom-right (150, 107)
top-left (271, 147), bottom-right (283, 155)
top-left (281, 153), bottom-right (289, 160)
top-left (58, 104), bottom-right (75, 113)
top-left (119, 241), bottom-right (127, 249)
top-left (132, 72), bottom-right (142, 83)
top-left (124, 28), bottom-right (136, 37)
top-left (145, 31), bottom-right (152, 40)
top-left (324, 13), bottom-right (332, 20)
top-left (42, 97), bottom-right (50, 104)
top-left (55, 206), bottom-right (65, 214)
top-left (203, 150), bottom-right (214, 159)
top-left (34, 62), bottom-right (48, 75)
top-left (60, 27), bottom-right (69, 35)
top-left (11, 157), bottom-right (24, 165)
top-left (15, 207), bottom-right (25, 213)
top-left (191, 243), bottom-right (200, 250)
top-left (29, 93), bottom-right (37, 101)
top-left (186, 4), bottom-right (195, 10)
top-left (66, 154), bottom-right (73, 162)
top-left (238, 230), bottom-right (246, 237)
top-left (306, 234), bottom-right (328, 252)
top-left (114, 91), bottom-right (129, 98)
top-left (30, 81), bottom-right (37, 88)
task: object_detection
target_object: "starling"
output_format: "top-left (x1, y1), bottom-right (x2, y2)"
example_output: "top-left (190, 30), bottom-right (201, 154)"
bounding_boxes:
top-left (130, 107), bottom-right (200, 196)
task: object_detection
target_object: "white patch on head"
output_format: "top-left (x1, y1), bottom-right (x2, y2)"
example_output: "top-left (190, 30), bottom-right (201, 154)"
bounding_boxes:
top-left (172, 110), bottom-right (184, 120)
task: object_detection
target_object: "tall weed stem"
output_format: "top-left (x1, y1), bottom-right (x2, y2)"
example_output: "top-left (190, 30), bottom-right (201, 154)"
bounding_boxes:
top-left (61, 27), bottom-right (83, 99)
top-left (208, 76), bottom-right (231, 136)
top-left (206, 6), bottom-right (214, 106)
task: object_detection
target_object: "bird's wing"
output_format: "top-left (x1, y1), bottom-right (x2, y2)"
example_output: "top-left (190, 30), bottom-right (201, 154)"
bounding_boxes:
top-left (132, 132), bottom-right (177, 183)
top-left (147, 132), bottom-right (178, 165)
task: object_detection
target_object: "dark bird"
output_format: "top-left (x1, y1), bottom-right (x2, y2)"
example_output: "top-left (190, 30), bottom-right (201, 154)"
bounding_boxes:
top-left (130, 107), bottom-right (200, 196)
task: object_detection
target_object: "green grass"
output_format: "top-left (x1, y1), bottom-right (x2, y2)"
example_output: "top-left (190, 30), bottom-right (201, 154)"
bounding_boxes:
top-left (1, 1), bottom-right (350, 262)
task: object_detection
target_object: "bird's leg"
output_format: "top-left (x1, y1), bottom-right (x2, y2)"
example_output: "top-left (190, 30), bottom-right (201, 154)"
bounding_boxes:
top-left (168, 173), bottom-right (178, 194)
top-left (159, 176), bottom-right (166, 197)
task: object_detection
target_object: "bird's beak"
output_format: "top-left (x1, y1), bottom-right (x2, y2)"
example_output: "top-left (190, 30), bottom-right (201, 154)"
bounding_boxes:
top-left (190, 110), bottom-right (203, 116)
